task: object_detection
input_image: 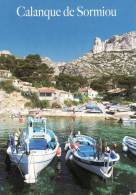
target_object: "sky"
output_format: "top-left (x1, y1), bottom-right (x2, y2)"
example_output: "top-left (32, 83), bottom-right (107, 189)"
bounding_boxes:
top-left (0, 0), bottom-right (135, 62)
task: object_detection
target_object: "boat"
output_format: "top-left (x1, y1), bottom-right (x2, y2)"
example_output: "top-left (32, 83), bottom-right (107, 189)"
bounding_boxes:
top-left (86, 103), bottom-right (102, 113)
top-left (122, 136), bottom-right (136, 156)
top-left (7, 117), bottom-right (60, 183)
top-left (119, 117), bottom-right (136, 124)
top-left (65, 132), bottom-right (120, 179)
top-left (130, 113), bottom-right (136, 119)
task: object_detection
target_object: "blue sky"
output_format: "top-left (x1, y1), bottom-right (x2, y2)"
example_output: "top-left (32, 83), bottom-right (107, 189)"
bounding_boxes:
top-left (0, 0), bottom-right (135, 62)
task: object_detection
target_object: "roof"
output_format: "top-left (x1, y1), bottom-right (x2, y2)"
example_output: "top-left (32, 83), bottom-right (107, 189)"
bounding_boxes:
top-left (38, 87), bottom-right (56, 93)
top-left (108, 88), bottom-right (127, 94)
top-left (79, 87), bottom-right (97, 93)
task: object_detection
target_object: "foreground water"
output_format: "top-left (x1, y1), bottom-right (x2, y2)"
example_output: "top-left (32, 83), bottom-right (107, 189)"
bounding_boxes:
top-left (0, 116), bottom-right (136, 195)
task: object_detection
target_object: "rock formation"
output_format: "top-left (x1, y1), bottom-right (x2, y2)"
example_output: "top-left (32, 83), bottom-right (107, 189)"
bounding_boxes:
top-left (92, 31), bottom-right (136, 54)
top-left (59, 31), bottom-right (136, 79)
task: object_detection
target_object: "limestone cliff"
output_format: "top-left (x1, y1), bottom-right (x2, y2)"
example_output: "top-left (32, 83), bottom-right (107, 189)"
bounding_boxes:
top-left (92, 32), bottom-right (136, 54)
top-left (59, 31), bottom-right (136, 79)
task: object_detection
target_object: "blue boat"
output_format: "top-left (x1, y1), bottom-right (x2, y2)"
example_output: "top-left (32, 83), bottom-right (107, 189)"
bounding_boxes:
top-left (65, 132), bottom-right (120, 179)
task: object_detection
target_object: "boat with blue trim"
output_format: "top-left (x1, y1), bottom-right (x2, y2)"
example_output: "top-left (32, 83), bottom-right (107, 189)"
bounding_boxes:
top-left (7, 117), bottom-right (60, 183)
top-left (65, 132), bottom-right (120, 179)
top-left (122, 136), bottom-right (136, 156)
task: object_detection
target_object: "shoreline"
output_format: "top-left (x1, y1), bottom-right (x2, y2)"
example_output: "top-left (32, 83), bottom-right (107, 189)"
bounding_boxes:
top-left (0, 109), bottom-right (134, 121)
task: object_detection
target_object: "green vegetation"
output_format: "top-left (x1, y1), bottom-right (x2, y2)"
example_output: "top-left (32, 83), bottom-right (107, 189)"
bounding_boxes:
top-left (24, 93), bottom-right (49, 109)
top-left (0, 54), bottom-right (54, 87)
top-left (64, 99), bottom-right (79, 107)
top-left (0, 54), bottom-right (136, 102)
top-left (56, 73), bottom-right (87, 93)
top-left (51, 102), bottom-right (62, 109)
top-left (0, 80), bottom-right (15, 93)
top-left (79, 94), bottom-right (90, 104)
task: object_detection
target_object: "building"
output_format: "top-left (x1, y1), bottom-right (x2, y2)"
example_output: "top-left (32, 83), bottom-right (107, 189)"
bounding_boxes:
top-left (56, 90), bottom-right (74, 103)
top-left (38, 87), bottom-right (74, 103)
top-left (38, 87), bottom-right (56, 101)
top-left (0, 70), bottom-right (12, 79)
top-left (79, 87), bottom-right (98, 99)
top-left (0, 50), bottom-right (11, 56)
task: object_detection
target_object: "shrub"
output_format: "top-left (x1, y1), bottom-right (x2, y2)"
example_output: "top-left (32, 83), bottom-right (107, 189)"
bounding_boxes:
top-left (24, 92), bottom-right (49, 108)
top-left (24, 102), bottom-right (32, 108)
top-left (52, 102), bottom-right (62, 109)
top-left (79, 95), bottom-right (90, 104)
top-left (0, 80), bottom-right (15, 93)
top-left (64, 99), bottom-right (73, 107)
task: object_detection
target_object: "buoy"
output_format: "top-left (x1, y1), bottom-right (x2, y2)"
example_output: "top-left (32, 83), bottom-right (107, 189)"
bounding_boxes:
top-left (56, 147), bottom-right (62, 157)
top-left (122, 144), bottom-right (128, 152)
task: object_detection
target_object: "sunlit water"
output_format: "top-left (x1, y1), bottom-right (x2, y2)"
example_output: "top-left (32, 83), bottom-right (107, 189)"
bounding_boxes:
top-left (0, 116), bottom-right (136, 195)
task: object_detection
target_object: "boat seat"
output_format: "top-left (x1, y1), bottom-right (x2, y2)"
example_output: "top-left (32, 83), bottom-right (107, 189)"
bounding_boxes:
top-left (77, 145), bottom-right (96, 157)
top-left (47, 141), bottom-right (56, 149)
top-left (29, 138), bottom-right (48, 150)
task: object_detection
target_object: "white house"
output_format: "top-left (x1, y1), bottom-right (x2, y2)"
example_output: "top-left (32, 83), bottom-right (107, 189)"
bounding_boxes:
top-left (0, 70), bottom-right (12, 79)
top-left (56, 90), bottom-right (74, 103)
top-left (38, 87), bottom-right (74, 103)
top-left (38, 87), bottom-right (56, 101)
top-left (79, 87), bottom-right (98, 99)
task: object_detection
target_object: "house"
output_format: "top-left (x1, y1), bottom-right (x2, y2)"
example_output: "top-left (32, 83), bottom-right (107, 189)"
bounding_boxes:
top-left (0, 50), bottom-right (11, 56)
top-left (79, 87), bottom-right (98, 99)
top-left (0, 70), bottom-right (12, 79)
top-left (38, 87), bottom-right (74, 103)
top-left (56, 90), bottom-right (74, 103)
top-left (38, 87), bottom-right (56, 101)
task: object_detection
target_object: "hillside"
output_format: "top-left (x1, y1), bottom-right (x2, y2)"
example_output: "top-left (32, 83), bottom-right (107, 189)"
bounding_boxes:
top-left (59, 31), bottom-right (136, 79)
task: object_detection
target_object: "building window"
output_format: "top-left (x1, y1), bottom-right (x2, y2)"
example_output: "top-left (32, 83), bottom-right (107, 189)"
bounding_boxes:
top-left (40, 92), bottom-right (46, 97)
top-left (45, 93), bottom-right (52, 97)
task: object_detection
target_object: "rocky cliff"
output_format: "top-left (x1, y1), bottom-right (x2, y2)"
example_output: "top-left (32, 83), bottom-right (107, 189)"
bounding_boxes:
top-left (59, 31), bottom-right (136, 79)
top-left (92, 32), bottom-right (136, 54)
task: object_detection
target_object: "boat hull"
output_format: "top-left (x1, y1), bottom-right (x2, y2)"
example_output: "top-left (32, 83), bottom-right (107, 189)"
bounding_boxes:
top-left (7, 148), bottom-right (57, 183)
top-left (122, 136), bottom-right (136, 156)
top-left (65, 134), bottom-right (119, 179)
top-left (72, 156), bottom-right (113, 178)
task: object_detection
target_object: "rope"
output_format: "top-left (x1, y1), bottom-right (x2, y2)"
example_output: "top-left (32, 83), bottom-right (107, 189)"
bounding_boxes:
top-left (15, 152), bottom-right (26, 178)
top-left (32, 154), bottom-right (36, 182)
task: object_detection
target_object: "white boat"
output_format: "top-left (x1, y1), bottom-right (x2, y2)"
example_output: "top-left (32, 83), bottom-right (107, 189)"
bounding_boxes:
top-left (122, 136), bottom-right (136, 156)
top-left (119, 117), bottom-right (136, 124)
top-left (7, 117), bottom-right (60, 183)
top-left (65, 132), bottom-right (120, 179)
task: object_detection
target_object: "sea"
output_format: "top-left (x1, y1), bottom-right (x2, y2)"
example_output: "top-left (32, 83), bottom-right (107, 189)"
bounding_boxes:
top-left (0, 116), bottom-right (136, 195)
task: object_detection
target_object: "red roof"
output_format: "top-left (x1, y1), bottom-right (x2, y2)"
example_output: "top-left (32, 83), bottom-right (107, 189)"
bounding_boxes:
top-left (79, 87), bottom-right (88, 92)
top-left (38, 87), bottom-right (56, 93)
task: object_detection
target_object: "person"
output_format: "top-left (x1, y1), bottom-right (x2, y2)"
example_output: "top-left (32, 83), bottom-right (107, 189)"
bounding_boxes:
top-left (112, 143), bottom-right (117, 150)
top-left (106, 146), bottom-right (111, 152)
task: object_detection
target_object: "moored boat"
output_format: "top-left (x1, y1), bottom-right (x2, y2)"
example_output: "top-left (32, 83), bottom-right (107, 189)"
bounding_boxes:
top-left (7, 117), bottom-right (60, 183)
top-left (119, 117), bottom-right (136, 124)
top-left (65, 132), bottom-right (120, 179)
top-left (122, 136), bottom-right (136, 156)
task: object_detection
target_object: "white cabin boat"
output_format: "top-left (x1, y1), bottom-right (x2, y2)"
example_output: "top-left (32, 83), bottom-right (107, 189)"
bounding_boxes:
top-left (7, 117), bottom-right (60, 183)
top-left (65, 133), bottom-right (120, 179)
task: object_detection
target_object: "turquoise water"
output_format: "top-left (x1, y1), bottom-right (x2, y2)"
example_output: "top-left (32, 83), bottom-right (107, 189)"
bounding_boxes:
top-left (0, 117), bottom-right (136, 195)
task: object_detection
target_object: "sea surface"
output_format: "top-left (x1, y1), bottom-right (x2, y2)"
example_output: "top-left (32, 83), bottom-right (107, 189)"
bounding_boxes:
top-left (0, 116), bottom-right (136, 195)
